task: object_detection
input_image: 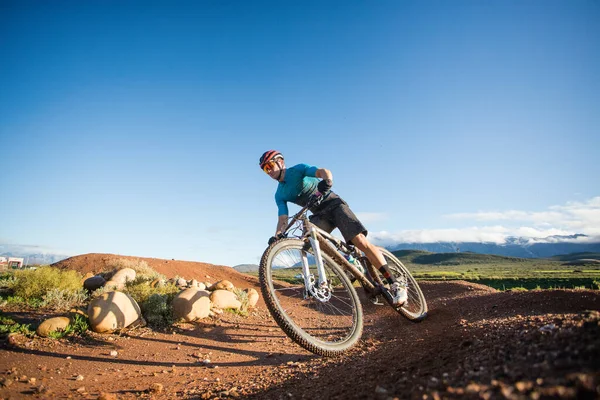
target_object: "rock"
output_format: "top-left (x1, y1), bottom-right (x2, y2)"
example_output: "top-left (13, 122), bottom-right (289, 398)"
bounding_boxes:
top-left (98, 392), bottom-right (118, 400)
top-left (110, 268), bottom-right (136, 284)
top-left (87, 291), bottom-right (142, 333)
top-left (172, 289), bottom-right (211, 321)
top-left (189, 279), bottom-right (206, 290)
top-left (83, 275), bottom-right (106, 291)
top-left (210, 290), bottom-right (241, 310)
top-left (104, 280), bottom-right (125, 291)
top-left (176, 278), bottom-right (188, 287)
top-left (210, 280), bottom-right (235, 291)
top-left (150, 383), bottom-right (164, 393)
top-left (69, 307), bottom-right (88, 319)
top-left (36, 317), bottom-right (71, 337)
top-left (245, 288), bottom-right (260, 308)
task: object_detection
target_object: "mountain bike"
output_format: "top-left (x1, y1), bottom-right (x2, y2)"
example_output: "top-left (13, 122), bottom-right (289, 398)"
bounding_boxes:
top-left (259, 195), bottom-right (427, 356)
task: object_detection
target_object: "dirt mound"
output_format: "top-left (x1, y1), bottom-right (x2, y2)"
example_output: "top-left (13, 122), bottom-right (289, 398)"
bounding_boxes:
top-left (52, 253), bottom-right (259, 289)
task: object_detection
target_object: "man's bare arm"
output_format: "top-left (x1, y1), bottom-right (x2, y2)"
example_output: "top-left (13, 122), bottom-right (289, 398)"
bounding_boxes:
top-left (315, 168), bottom-right (333, 181)
top-left (276, 215), bottom-right (288, 235)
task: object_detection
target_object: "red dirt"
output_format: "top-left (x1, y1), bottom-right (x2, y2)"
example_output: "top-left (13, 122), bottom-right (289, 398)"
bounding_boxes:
top-left (1, 253), bottom-right (599, 399)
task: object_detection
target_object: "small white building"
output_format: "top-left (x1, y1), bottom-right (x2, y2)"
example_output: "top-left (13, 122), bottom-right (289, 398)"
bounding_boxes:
top-left (0, 257), bottom-right (25, 269)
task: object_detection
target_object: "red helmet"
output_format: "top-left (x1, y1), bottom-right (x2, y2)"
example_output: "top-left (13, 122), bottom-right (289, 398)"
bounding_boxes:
top-left (259, 150), bottom-right (283, 170)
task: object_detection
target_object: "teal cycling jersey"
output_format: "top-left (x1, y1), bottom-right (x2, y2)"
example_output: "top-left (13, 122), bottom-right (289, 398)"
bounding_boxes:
top-left (275, 163), bottom-right (319, 216)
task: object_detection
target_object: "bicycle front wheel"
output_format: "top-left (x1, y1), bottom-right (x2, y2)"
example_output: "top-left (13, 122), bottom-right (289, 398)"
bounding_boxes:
top-left (259, 238), bottom-right (363, 356)
top-left (380, 248), bottom-right (428, 321)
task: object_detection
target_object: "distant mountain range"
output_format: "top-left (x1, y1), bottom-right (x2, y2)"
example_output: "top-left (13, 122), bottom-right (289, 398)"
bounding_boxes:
top-left (385, 234), bottom-right (600, 259)
top-left (233, 264), bottom-right (260, 273)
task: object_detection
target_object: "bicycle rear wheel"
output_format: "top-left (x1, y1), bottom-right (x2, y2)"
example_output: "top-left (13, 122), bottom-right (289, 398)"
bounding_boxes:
top-left (259, 238), bottom-right (363, 356)
top-left (380, 248), bottom-right (428, 321)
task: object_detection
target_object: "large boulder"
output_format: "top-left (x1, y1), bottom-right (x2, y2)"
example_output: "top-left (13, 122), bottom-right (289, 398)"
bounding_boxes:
top-left (209, 280), bottom-right (235, 292)
top-left (172, 289), bottom-right (211, 322)
top-left (36, 317), bottom-right (71, 337)
top-left (245, 288), bottom-right (260, 308)
top-left (83, 275), bottom-right (106, 291)
top-left (87, 291), bottom-right (142, 333)
top-left (210, 290), bottom-right (241, 310)
top-left (110, 268), bottom-right (136, 284)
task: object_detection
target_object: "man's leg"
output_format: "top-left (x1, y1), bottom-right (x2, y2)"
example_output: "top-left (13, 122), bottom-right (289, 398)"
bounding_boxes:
top-left (351, 233), bottom-right (386, 269)
top-left (351, 233), bottom-right (407, 305)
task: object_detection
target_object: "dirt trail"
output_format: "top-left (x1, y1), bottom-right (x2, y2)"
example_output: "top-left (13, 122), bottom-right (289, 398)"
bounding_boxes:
top-left (1, 254), bottom-right (599, 399)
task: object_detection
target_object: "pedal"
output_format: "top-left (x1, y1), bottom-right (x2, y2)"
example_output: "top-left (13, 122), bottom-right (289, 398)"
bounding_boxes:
top-left (369, 295), bottom-right (385, 306)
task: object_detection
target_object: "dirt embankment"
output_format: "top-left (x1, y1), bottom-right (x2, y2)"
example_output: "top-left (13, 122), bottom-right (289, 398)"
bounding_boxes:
top-left (52, 253), bottom-right (258, 289)
top-left (0, 253), bottom-right (598, 399)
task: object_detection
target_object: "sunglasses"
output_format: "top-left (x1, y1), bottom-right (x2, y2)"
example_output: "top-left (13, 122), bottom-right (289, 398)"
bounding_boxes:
top-left (262, 159), bottom-right (279, 173)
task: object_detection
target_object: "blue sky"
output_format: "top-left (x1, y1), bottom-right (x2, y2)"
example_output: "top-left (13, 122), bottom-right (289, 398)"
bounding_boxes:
top-left (1, 1), bottom-right (599, 266)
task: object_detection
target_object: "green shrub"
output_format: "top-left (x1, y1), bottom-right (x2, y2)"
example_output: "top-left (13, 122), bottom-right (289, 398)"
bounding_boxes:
top-left (233, 288), bottom-right (249, 314)
top-left (47, 314), bottom-right (89, 339)
top-left (125, 278), bottom-right (179, 305)
top-left (70, 314), bottom-right (89, 334)
top-left (12, 267), bottom-right (83, 302)
top-left (0, 314), bottom-right (34, 337)
top-left (0, 272), bottom-right (17, 289)
top-left (142, 293), bottom-right (176, 329)
top-left (41, 288), bottom-right (88, 311)
top-left (123, 279), bottom-right (179, 329)
top-left (106, 258), bottom-right (164, 281)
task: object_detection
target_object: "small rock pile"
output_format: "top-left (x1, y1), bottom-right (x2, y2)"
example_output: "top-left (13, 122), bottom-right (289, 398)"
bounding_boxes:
top-left (35, 268), bottom-right (260, 336)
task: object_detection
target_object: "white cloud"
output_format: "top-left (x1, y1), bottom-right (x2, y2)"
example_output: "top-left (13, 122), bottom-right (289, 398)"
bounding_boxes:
top-left (370, 196), bottom-right (600, 245)
top-left (372, 226), bottom-right (509, 246)
top-left (444, 196), bottom-right (600, 236)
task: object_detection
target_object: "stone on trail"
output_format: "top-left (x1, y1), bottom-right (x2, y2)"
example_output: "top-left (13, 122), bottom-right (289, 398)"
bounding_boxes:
top-left (210, 289), bottom-right (242, 310)
top-left (87, 291), bottom-right (142, 333)
top-left (36, 317), bottom-right (71, 337)
top-left (172, 288), bottom-right (211, 321)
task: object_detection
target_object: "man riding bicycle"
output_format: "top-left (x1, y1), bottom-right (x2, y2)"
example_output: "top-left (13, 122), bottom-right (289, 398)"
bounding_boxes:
top-left (259, 149), bottom-right (407, 306)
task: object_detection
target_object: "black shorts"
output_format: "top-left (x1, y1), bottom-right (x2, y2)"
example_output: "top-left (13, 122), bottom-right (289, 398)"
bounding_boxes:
top-left (309, 194), bottom-right (367, 244)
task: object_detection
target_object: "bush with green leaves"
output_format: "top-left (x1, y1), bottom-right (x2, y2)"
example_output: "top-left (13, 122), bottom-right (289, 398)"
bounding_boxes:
top-left (0, 272), bottom-right (17, 289)
top-left (46, 314), bottom-right (90, 339)
top-left (41, 288), bottom-right (88, 311)
top-left (143, 293), bottom-right (176, 329)
top-left (233, 288), bottom-right (250, 315)
top-left (124, 277), bottom-right (179, 305)
top-left (106, 258), bottom-right (165, 281)
top-left (11, 266), bottom-right (83, 304)
top-left (0, 314), bottom-right (34, 337)
top-left (121, 278), bottom-right (179, 329)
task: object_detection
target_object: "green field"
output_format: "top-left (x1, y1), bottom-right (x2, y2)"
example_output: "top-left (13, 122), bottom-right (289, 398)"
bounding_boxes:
top-left (392, 250), bottom-right (600, 290)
